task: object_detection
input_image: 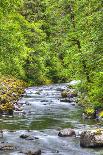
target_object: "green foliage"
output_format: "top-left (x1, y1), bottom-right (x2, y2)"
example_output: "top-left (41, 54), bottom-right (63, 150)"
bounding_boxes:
top-left (0, 0), bottom-right (23, 14)
top-left (0, 0), bottom-right (103, 109)
top-left (89, 72), bottom-right (103, 108)
top-left (0, 12), bottom-right (28, 77)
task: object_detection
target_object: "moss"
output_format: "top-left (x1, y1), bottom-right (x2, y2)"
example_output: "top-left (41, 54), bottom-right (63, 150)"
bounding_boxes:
top-left (99, 111), bottom-right (103, 118)
top-left (95, 129), bottom-right (102, 135)
top-left (0, 75), bottom-right (27, 114)
top-left (84, 107), bottom-right (95, 117)
top-left (61, 90), bottom-right (78, 98)
top-left (61, 91), bottom-right (68, 98)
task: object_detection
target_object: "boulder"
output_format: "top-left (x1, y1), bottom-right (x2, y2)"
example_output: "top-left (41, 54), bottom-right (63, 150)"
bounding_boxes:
top-left (61, 91), bottom-right (68, 98)
top-left (58, 128), bottom-right (76, 137)
top-left (80, 129), bottom-right (103, 148)
top-left (61, 90), bottom-right (77, 98)
top-left (20, 149), bottom-right (41, 155)
top-left (67, 93), bottom-right (77, 98)
top-left (20, 134), bottom-right (37, 140)
top-left (20, 134), bottom-right (29, 139)
top-left (0, 143), bottom-right (15, 150)
top-left (26, 149), bottom-right (41, 155)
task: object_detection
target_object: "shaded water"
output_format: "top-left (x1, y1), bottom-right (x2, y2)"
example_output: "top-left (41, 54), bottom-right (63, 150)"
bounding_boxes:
top-left (0, 83), bottom-right (103, 155)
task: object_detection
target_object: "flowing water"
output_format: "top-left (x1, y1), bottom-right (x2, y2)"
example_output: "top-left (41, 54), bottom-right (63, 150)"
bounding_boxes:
top-left (0, 83), bottom-right (103, 155)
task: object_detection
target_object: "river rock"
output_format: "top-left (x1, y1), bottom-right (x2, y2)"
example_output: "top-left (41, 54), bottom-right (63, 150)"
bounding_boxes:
top-left (20, 134), bottom-right (29, 139)
top-left (61, 90), bottom-right (77, 98)
top-left (56, 88), bottom-right (65, 91)
top-left (67, 93), bottom-right (77, 98)
top-left (0, 143), bottom-right (15, 150)
top-left (41, 100), bottom-right (48, 102)
top-left (35, 91), bottom-right (41, 95)
top-left (20, 149), bottom-right (41, 155)
top-left (60, 99), bottom-right (72, 102)
top-left (80, 129), bottom-right (103, 148)
top-left (20, 134), bottom-right (36, 140)
top-left (58, 128), bottom-right (76, 137)
top-left (61, 91), bottom-right (68, 98)
top-left (26, 150), bottom-right (41, 155)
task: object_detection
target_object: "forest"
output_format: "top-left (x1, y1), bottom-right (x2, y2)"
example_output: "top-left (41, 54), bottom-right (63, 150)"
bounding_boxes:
top-left (0, 0), bottom-right (103, 110)
top-left (0, 1), bottom-right (103, 154)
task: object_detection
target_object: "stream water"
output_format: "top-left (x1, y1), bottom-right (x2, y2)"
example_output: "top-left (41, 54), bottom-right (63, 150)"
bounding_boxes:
top-left (0, 83), bottom-right (103, 155)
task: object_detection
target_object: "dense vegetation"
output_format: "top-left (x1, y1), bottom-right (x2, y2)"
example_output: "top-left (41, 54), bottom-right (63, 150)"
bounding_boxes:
top-left (0, 0), bottom-right (103, 109)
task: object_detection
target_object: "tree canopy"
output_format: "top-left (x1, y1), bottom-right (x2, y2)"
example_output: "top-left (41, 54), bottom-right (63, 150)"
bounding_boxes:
top-left (0, 0), bottom-right (103, 108)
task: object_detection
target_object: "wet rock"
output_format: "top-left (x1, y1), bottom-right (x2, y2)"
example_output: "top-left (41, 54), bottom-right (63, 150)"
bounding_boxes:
top-left (34, 137), bottom-right (39, 140)
top-left (20, 134), bottom-right (37, 140)
top-left (80, 129), bottom-right (103, 148)
top-left (61, 91), bottom-right (68, 98)
top-left (61, 90), bottom-right (77, 98)
top-left (0, 143), bottom-right (15, 150)
top-left (26, 149), bottom-right (41, 155)
top-left (26, 137), bottom-right (34, 140)
top-left (71, 103), bottom-right (76, 106)
top-left (67, 93), bottom-right (77, 98)
top-left (35, 91), bottom-right (41, 95)
top-left (52, 150), bottom-right (59, 153)
top-left (20, 134), bottom-right (29, 139)
top-left (58, 128), bottom-right (76, 137)
top-left (20, 149), bottom-right (41, 155)
top-left (9, 130), bottom-right (16, 132)
top-left (60, 99), bottom-right (72, 102)
top-left (41, 100), bottom-right (48, 102)
top-left (8, 109), bottom-right (13, 115)
top-left (56, 88), bottom-right (64, 91)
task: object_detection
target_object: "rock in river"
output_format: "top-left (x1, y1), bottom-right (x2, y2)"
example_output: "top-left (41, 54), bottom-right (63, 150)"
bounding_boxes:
top-left (58, 128), bottom-right (76, 137)
top-left (0, 143), bottom-right (15, 150)
top-left (20, 134), bottom-right (37, 140)
top-left (20, 149), bottom-right (41, 155)
top-left (20, 134), bottom-right (30, 139)
top-left (80, 129), bottom-right (103, 148)
top-left (61, 90), bottom-right (77, 98)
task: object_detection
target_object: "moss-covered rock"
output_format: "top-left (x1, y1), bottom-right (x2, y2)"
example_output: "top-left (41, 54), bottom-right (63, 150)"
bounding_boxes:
top-left (0, 75), bottom-right (27, 115)
top-left (85, 107), bottom-right (94, 116)
top-left (61, 90), bottom-right (77, 98)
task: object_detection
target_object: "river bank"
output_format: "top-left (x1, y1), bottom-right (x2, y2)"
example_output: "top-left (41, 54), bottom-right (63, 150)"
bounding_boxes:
top-left (0, 76), bottom-right (26, 115)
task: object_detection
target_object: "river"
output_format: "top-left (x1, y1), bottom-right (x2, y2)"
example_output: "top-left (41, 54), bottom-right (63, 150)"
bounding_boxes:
top-left (0, 83), bottom-right (103, 155)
